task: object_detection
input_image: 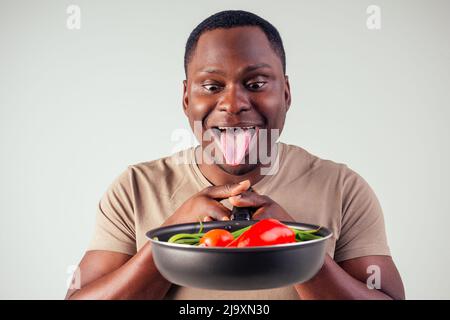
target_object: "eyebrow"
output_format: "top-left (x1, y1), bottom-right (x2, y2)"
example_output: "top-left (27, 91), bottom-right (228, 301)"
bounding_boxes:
top-left (198, 63), bottom-right (272, 76)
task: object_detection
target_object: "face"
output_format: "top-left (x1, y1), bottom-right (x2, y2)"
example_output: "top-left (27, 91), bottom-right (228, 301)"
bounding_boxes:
top-left (183, 26), bottom-right (291, 175)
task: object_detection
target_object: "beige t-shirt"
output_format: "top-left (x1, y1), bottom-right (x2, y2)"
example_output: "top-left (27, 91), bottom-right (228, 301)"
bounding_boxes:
top-left (88, 142), bottom-right (391, 299)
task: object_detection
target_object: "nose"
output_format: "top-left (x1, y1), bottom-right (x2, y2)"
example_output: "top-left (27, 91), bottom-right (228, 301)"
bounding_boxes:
top-left (217, 84), bottom-right (251, 114)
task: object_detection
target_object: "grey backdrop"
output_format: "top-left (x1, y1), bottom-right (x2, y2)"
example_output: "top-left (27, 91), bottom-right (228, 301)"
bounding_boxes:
top-left (1, 0), bottom-right (449, 299)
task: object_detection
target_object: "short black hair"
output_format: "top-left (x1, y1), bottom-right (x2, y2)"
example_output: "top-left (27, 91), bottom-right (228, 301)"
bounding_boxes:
top-left (184, 10), bottom-right (286, 76)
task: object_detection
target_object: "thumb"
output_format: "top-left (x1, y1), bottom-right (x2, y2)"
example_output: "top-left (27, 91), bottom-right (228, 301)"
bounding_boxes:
top-left (229, 191), bottom-right (270, 208)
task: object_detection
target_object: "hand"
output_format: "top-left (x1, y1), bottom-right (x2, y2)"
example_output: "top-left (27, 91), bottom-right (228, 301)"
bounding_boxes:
top-left (229, 190), bottom-right (295, 222)
top-left (162, 180), bottom-right (251, 227)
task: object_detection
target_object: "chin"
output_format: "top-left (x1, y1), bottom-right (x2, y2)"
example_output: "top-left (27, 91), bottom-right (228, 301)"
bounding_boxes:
top-left (217, 162), bottom-right (258, 176)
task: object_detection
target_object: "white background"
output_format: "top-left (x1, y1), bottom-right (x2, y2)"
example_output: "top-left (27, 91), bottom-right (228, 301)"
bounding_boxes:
top-left (1, 0), bottom-right (449, 299)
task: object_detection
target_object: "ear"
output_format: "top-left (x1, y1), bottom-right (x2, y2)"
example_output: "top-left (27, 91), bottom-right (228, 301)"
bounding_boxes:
top-left (182, 79), bottom-right (189, 116)
top-left (284, 75), bottom-right (292, 112)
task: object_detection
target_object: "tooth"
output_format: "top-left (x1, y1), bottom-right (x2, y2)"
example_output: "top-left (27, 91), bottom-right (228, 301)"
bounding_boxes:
top-left (216, 126), bottom-right (257, 130)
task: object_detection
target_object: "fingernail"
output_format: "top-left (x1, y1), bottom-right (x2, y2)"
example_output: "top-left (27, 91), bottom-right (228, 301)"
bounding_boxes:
top-left (221, 216), bottom-right (230, 221)
top-left (239, 180), bottom-right (250, 186)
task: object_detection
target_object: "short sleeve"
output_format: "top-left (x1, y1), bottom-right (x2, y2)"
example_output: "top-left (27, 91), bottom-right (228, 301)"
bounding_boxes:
top-left (334, 167), bottom-right (391, 262)
top-left (87, 167), bottom-right (137, 255)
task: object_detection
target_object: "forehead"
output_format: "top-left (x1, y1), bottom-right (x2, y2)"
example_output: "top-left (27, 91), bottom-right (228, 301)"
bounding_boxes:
top-left (187, 26), bottom-right (283, 76)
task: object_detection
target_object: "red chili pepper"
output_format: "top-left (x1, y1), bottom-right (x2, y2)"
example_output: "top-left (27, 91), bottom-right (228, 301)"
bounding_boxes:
top-left (226, 219), bottom-right (296, 248)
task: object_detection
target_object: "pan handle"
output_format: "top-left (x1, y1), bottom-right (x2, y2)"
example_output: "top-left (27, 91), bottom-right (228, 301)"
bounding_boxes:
top-left (230, 206), bottom-right (254, 221)
top-left (230, 187), bottom-right (255, 221)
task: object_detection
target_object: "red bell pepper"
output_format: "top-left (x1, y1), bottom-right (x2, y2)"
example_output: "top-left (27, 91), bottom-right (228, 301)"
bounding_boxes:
top-left (227, 218), bottom-right (296, 247)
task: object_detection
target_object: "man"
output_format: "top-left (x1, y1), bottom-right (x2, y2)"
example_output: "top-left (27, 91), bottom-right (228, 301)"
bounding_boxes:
top-left (66, 10), bottom-right (404, 300)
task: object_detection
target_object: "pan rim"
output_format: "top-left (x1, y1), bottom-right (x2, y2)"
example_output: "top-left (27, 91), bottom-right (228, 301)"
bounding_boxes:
top-left (146, 222), bottom-right (333, 252)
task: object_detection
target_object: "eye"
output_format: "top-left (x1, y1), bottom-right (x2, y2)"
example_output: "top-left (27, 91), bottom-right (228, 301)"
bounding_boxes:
top-left (246, 81), bottom-right (266, 91)
top-left (202, 83), bottom-right (223, 93)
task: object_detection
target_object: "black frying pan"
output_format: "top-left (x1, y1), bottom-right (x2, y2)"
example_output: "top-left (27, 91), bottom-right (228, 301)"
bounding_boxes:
top-left (146, 207), bottom-right (332, 290)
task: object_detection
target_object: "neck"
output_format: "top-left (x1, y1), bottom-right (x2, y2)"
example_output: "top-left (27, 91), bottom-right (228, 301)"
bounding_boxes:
top-left (197, 162), bottom-right (263, 186)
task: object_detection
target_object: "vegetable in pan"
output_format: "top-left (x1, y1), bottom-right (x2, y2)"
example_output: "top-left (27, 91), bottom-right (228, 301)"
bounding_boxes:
top-left (166, 218), bottom-right (323, 247)
top-left (200, 229), bottom-right (234, 247)
top-left (226, 218), bottom-right (295, 247)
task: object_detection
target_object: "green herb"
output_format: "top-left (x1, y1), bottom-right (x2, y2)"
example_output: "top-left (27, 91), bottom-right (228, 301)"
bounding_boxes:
top-left (295, 232), bottom-right (322, 241)
top-left (231, 225), bottom-right (252, 238)
top-left (168, 233), bottom-right (204, 243)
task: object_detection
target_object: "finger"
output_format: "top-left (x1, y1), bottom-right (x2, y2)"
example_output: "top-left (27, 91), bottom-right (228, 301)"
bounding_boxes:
top-left (202, 216), bottom-right (213, 222)
top-left (251, 207), bottom-right (268, 219)
top-left (201, 180), bottom-right (251, 199)
top-left (229, 191), bottom-right (271, 208)
top-left (203, 201), bottom-right (232, 221)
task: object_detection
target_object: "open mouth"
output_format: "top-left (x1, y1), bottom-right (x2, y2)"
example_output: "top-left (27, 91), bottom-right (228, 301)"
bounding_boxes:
top-left (211, 126), bottom-right (257, 136)
top-left (208, 126), bottom-right (259, 166)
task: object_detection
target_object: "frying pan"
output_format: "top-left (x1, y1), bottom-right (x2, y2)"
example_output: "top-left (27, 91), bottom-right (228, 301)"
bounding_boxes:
top-left (146, 206), bottom-right (332, 290)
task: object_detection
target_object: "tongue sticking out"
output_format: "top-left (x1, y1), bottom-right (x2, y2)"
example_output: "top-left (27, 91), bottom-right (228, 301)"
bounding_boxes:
top-left (219, 128), bottom-right (252, 166)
